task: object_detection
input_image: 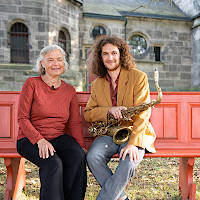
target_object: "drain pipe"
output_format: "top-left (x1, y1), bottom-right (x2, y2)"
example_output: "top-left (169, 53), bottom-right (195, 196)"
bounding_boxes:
top-left (124, 17), bottom-right (127, 41)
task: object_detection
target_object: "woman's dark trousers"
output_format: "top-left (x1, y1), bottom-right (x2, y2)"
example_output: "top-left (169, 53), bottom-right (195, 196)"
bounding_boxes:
top-left (17, 134), bottom-right (87, 200)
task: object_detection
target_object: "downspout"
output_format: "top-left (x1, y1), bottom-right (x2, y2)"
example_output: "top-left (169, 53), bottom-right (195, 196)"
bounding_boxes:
top-left (124, 17), bottom-right (127, 41)
top-left (47, 0), bottom-right (50, 44)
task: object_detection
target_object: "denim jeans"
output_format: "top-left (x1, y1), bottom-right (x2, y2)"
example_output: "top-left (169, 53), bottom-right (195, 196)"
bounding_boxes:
top-left (87, 135), bottom-right (145, 200)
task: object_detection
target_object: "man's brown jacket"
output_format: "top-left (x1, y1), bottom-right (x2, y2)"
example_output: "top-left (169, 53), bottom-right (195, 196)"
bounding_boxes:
top-left (84, 68), bottom-right (156, 153)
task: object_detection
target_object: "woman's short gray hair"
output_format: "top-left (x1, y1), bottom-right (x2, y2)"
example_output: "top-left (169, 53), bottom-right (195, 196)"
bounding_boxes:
top-left (33, 44), bottom-right (69, 75)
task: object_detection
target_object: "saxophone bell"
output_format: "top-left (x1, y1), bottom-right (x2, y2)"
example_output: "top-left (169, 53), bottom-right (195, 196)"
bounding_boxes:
top-left (108, 126), bottom-right (132, 145)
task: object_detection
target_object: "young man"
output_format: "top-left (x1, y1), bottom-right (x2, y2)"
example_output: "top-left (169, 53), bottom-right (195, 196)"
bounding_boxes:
top-left (84, 35), bottom-right (156, 200)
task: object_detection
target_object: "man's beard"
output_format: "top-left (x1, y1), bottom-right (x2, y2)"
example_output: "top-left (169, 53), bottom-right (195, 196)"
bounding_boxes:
top-left (106, 64), bottom-right (120, 72)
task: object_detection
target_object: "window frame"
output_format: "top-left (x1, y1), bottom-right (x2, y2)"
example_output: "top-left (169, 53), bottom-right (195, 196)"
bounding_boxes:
top-left (153, 46), bottom-right (161, 62)
top-left (91, 25), bottom-right (106, 39)
top-left (129, 34), bottom-right (148, 58)
top-left (9, 22), bottom-right (29, 64)
top-left (58, 28), bottom-right (71, 64)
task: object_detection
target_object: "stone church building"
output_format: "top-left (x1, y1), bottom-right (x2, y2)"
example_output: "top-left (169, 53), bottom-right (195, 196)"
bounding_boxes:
top-left (0, 0), bottom-right (199, 91)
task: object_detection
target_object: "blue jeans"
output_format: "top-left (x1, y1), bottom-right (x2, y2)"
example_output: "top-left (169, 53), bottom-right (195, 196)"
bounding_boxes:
top-left (87, 136), bottom-right (145, 200)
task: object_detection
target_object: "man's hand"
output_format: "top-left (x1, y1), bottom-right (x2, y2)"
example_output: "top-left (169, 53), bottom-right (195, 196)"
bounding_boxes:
top-left (37, 138), bottom-right (56, 159)
top-left (109, 106), bottom-right (127, 119)
top-left (119, 144), bottom-right (139, 162)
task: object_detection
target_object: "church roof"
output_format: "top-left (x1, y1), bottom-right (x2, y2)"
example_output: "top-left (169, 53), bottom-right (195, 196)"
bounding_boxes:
top-left (83, 0), bottom-right (192, 21)
top-left (193, 13), bottom-right (200, 19)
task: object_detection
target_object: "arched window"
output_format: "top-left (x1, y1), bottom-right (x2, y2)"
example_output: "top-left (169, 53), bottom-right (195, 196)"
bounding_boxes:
top-left (58, 29), bottom-right (71, 64)
top-left (92, 26), bottom-right (106, 39)
top-left (129, 34), bottom-right (147, 56)
top-left (10, 22), bottom-right (29, 63)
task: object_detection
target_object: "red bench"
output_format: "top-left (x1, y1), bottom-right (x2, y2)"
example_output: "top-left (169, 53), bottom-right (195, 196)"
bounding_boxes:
top-left (0, 91), bottom-right (200, 200)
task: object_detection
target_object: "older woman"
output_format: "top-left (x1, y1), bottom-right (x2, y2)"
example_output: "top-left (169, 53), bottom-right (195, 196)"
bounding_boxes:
top-left (17, 45), bottom-right (87, 200)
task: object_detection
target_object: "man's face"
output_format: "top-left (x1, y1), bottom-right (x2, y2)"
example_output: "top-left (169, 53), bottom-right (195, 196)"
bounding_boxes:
top-left (101, 43), bottom-right (120, 71)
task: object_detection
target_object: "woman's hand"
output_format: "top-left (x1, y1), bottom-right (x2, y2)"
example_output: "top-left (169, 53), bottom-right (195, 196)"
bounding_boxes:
top-left (37, 138), bottom-right (56, 159)
top-left (83, 147), bottom-right (88, 153)
top-left (109, 106), bottom-right (127, 119)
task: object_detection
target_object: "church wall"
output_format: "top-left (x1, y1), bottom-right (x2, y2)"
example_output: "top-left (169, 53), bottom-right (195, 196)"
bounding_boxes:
top-left (48, 0), bottom-right (81, 70)
top-left (191, 17), bottom-right (200, 86)
top-left (0, 0), bottom-right (199, 91)
top-left (0, 0), bottom-right (83, 91)
top-left (127, 17), bottom-right (192, 90)
top-left (82, 16), bottom-right (193, 91)
top-left (0, 0), bottom-right (48, 64)
top-left (173, 0), bottom-right (200, 88)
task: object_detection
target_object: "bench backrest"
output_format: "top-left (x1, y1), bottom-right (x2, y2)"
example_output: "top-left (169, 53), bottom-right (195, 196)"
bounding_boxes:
top-left (0, 91), bottom-right (200, 153)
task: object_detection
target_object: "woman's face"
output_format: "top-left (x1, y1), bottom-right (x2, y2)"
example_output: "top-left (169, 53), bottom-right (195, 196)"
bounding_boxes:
top-left (41, 49), bottom-right (65, 77)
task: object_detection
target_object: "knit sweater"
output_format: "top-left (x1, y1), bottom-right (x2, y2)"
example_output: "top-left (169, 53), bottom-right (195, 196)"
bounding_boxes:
top-left (17, 76), bottom-right (85, 148)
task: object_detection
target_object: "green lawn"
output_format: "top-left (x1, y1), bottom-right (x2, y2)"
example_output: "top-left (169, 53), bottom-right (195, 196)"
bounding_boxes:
top-left (0, 157), bottom-right (199, 200)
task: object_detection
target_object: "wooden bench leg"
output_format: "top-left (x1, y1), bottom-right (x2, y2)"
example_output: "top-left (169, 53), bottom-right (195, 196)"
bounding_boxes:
top-left (179, 157), bottom-right (196, 200)
top-left (4, 157), bottom-right (26, 200)
top-left (4, 158), bottom-right (12, 200)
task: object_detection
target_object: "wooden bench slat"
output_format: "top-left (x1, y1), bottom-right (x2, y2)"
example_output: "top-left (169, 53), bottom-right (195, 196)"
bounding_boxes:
top-left (145, 150), bottom-right (200, 158)
top-left (0, 153), bottom-right (21, 158)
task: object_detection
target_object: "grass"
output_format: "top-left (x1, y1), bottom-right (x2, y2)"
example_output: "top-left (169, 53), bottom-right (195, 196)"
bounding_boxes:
top-left (0, 157), bottom-right (200, 200)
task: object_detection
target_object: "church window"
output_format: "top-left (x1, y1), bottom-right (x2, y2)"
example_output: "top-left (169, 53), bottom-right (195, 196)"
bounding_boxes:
top-left (58, 29), bottom-right (71, 64)
top-left (10, 22), bottom-right (29, 63)
top-left (92, 26), bottom-right (106, 39)
top-left (129, 34), bottom-right (147, 56)
top-left (154, 46), bottom-right (161, 61)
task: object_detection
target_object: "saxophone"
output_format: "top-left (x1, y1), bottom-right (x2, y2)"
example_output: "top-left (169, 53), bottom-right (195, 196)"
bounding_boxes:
top-left (88, 68), bottom-right (162, 145)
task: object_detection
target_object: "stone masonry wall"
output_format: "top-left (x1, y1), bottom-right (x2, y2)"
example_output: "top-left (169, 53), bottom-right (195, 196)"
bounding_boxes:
top-left (0, 1), bottom-right (198, 91)
top-left (127, 17), bottom-right (192, 91)
top-left (82, 16), bottom-right (193, 91)
top-left (0, 0), bottom-right (84, 91)
top-left (0, 64), bottom-right (82, 91)
top-left (173, 0), bottom-right (200, 87)
top-left (0, 0), bottom-right (82, 68)
top-left (191, 18), bottom-right (200, 86)
top-left (0, 0), bottom-right (49, 64)
top-left (48, 0), bottom-right (82, 70)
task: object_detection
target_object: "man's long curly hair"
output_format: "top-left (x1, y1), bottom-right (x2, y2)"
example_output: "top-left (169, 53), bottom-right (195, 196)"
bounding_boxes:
top-left (87, 35), bottom-right (136, 77)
